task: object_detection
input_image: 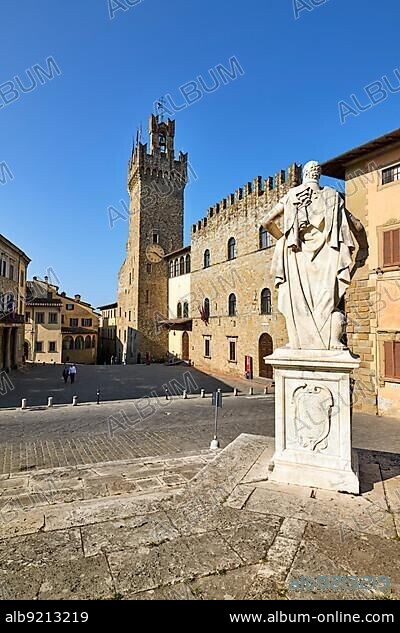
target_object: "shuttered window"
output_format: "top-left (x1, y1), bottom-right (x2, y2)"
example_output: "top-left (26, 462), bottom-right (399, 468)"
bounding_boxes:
top-left (384, 341), bottom-right (400, 379)
top-left (383, 228), bottom-right (400, 267)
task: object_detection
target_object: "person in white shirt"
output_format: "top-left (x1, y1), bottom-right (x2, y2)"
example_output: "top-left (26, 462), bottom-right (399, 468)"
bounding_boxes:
top-left (69, 364), bottom-right (77, 384)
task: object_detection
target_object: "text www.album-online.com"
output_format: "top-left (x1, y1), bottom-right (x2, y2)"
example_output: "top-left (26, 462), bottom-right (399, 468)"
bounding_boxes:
top-left (229, 612), bottom-right (395, 624)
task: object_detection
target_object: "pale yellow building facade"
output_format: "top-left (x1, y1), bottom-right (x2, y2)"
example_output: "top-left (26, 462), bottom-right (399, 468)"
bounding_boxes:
top-left (26, 277), bottom-right (99, 365)
top-left (0, 234), bottom-right (30, 371)
top-left (163, 246), bottom-right (192, 361)
top-left (323, 129), bottom-right (400, 416)
top-left (98, 302), bottom-right (118, 364)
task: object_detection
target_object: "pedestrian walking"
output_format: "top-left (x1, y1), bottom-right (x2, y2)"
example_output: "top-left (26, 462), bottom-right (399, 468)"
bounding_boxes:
top-left (62, 365), bottom-right (69, 384)
top-left (69, 364), bottom-right (77, 384)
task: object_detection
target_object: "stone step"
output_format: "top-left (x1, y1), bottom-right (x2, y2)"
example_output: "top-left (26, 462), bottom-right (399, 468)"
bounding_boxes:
top-left (0, 450), bottom-right (215, 513)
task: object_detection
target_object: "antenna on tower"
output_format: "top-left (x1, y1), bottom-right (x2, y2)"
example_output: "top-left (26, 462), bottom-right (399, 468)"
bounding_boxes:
top-left (156, 97), bottom-right (167, 122)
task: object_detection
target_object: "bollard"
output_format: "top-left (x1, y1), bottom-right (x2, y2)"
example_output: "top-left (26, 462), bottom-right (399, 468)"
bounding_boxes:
top-left (201, 389), bottom-right (205, 398)
top-left (96, 389), bottom-right (100, 405)
top-left (47, 396), bottom-right (53, 408)
top-left (182, 390), bottom-right (188, 399)
top-left (264, 386), bottom-right (269, 395)
top-left (72, 396), bottom-right (78, 406)
top-left (234, 388), bottom-right (239, 397)
top-left (21, 398), bottom-right (27, 410)
top-left (165, 387), bottom-right (169, 401)
top-left (249, 387), bottom-right (254, 396)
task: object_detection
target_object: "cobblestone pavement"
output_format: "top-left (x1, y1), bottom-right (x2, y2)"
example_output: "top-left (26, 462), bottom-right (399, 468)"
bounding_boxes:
top-left (0, 393), bottom-right (399, 475)
top-left (0, 395), bottom-right (275, 474)
top-left (0, 434), bottom-right (399, 601)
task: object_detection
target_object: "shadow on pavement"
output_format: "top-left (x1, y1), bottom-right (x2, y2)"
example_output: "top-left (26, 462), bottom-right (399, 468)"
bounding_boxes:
top-left (0, 363), bottom-right (234, 409)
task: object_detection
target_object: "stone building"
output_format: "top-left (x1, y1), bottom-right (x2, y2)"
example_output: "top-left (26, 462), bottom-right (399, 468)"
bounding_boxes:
top-left (98, 302), bottom-right (118, 364)
top-left (26, 277), bottom-right (99, 364)
top-left (0, 234), bottom-right (30, 371)
top-left (190, 165), bottom-right (302, 380)
top-left (117, 114), bottom-right (188, 363)
top-left (161, 246), bottom-right (192, 361)
top-left (25, 279), bottom-right (62, 363)
top-left (323, 128), bottom-right (400, 416)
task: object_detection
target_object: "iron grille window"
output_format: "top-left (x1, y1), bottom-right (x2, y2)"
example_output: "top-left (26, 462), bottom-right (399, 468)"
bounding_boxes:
top-left (228, 293), bottom-right (237, 317)
top-left (259, 226), bottom-right (271, 249)
top-left (382, 164), bottom-right (400, 185)
top-left (261, 288), bottom-right (272, 315)
top-left (228, 238), bottom-right (236, 260)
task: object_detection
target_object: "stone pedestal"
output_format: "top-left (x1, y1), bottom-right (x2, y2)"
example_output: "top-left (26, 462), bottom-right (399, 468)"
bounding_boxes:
top-left (265, 348), bottom-right (360, 494)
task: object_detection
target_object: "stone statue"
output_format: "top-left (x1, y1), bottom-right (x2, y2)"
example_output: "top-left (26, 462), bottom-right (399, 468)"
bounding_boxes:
top-left (262, 161), bottom-right (368, 350)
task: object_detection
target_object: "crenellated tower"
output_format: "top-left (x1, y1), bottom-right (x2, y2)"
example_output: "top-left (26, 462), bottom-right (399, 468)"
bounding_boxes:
top-left (117, 113), bottom-right (188, 362)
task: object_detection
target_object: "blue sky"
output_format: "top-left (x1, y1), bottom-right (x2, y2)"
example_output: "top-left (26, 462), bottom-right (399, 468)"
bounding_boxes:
top-left (1, 0), bottom-right (400, 306)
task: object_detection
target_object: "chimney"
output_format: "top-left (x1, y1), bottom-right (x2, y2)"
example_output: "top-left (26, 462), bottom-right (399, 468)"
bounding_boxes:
top-left (61, 292), bottom-right (66, 297)
top-left (33, 276), bottom-right (37, 280)
top-left (75, 294), bottom-right (81, 302)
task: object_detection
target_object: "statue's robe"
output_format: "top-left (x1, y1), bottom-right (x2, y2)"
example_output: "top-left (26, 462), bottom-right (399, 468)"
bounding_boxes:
top-left (271, 185), bottom-right (355, 350)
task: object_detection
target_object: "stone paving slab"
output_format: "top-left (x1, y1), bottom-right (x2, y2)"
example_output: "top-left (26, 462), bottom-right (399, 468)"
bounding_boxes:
top-left (190, 565), bottom-right (262, 601)
top-left (241, 484), bottom-right (396, 540)
top-left (0, 433), bottom-right (399, 600)
top-left (37, 555), bottom-right (114, 601)
top-left (287, 522), bottom-right (399, 600)
top-left (81, 511), bottom-right (180, 557)
top-left (108, 531), bottom-right (244, 597)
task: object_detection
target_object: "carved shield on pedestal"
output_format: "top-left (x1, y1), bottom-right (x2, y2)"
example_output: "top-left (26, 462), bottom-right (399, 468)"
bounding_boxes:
top-left (292, 384), bottom-right (334, 452)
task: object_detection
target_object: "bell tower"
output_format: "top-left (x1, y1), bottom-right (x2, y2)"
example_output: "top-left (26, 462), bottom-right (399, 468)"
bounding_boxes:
top-left (117, 113), bottom-right (188, 362)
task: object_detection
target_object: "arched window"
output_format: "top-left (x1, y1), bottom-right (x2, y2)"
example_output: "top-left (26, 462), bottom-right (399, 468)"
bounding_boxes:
top-left (85, 335), bottom-right (91, 349)
top-left (179, 256), bottom-right (185, 275)
top-left (177, 302), bottom-right (182, 318)
top-left (228, 237), bottom-right (236, 260)
top-left (228, 293), bottom-right (237, 317)
top-left (259, 226), bottom-right (270, 250)
top-left (159, 133), bottom-right (166, 153)
top-left (75, 336), bottom-right (84, 350)
top-left (169, 261), bottom-right (174, 278)
top-left (183, 302), bottom-right (189, 318)
top-left (261, 288), bottom-right (272, 315)
top-left (62, 336), bottom-right (73, 350)
top-left (6, 293), bottom-right (15, 313)
top-left (203, 249), bottom-right (210, 269)
top-left (185, 254), bottom-right (191, 274)
top-left (204, 298), bottom-right (210, 320)
top-left (174, 259), bottom-right (179, 277)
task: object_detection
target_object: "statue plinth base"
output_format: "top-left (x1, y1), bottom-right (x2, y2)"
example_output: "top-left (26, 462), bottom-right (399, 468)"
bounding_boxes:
top-left (265, 348), bottom-right (360, 494)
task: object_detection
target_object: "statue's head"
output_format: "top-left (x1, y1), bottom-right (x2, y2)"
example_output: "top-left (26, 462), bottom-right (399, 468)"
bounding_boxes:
top-left (303, 161), bottom-right (321, 184)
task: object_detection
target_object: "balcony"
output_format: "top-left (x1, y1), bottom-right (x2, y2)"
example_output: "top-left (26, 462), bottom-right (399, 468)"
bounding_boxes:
top-left (0, 312), bottom-right (25, 325)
